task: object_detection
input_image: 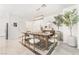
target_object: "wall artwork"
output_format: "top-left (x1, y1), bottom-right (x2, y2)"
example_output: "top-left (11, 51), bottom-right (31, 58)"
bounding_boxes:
top-left (13, 22), bottom-right (17, 27)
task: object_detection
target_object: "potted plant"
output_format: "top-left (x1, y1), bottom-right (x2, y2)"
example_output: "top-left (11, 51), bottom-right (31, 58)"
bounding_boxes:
top-left (53, 15), bottom-right (63, 41)
top-left (62, 9), bottom-right (79, 47)
top-left (54, 15), bottom-right (63, 30)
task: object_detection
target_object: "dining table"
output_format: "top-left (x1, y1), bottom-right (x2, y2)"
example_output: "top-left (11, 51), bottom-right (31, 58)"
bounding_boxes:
top-left (22, 30), bottom-right (55, 50)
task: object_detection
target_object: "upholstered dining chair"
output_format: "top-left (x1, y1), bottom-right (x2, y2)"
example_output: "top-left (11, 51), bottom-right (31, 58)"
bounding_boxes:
top-left (22, 33), bottom-right (31, 45)
top-left (49, 30), bottom-right (57, 43)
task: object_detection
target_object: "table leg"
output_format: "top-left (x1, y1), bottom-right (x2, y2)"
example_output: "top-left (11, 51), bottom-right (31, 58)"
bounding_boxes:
top-left (33, 38), bottom-right (35, 50)
top-left (22, 36), bottom-right (24, 43)
top-left (54, 35), bottom-right (55, 43)
top-left (44, 37), bottom-right (48, 50)
top-left (24, 34), bottom-right (26, 44)
top-left (46, 39), bottom-right (48, 50)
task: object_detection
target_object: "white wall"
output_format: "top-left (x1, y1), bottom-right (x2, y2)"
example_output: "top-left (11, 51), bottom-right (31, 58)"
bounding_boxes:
top-left (76, 5), bottom-right (79, 49)
top-left (8, 14), bottom-right (25, 40)
top-left (25, 15), bottom-right (58, 33)
top-left (0, 17), bottom-right (8, 36)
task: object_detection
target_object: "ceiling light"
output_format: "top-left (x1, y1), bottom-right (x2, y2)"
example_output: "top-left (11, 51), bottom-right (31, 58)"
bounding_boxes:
top-left (41, 4), bottom-right (47, 8)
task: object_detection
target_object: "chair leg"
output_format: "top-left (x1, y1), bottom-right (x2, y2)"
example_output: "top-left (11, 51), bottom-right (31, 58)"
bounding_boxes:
top-left (22, 36), bottom-right (23, 43)
top-left (28, 40), bottom-right (30, 47)
top-left (24, 39), bottom-right (26, 45)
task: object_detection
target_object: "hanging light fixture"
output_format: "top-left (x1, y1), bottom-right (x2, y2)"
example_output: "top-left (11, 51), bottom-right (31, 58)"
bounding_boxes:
top-left (36, 4), bottom-right (47, 11)
top-left (41, 4), bottom-right (47, 8)
top-left (33, 4), bottom-right (47, 21)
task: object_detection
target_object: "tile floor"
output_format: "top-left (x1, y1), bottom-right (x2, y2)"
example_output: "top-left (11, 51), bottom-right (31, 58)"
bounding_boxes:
top-left (0, 37), bottom-right (34, 55)
top-left (0, 37), bottom-right (79, 55)
top-left (52, 42), bottom-right (79, 55)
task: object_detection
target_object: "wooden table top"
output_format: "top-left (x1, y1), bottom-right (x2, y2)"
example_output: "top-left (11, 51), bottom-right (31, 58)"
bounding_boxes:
top-left (22, 32), bottom-right (53, 36)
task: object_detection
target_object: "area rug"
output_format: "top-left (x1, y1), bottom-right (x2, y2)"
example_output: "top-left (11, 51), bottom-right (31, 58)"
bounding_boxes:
top-left (20, 41), bottom-right (57, 55)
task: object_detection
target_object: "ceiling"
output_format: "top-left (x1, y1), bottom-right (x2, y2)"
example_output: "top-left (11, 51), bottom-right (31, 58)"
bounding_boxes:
top-left (0, 4), bottom-right (76, 21)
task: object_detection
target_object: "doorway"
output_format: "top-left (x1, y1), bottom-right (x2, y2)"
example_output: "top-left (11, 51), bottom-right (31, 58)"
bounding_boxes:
top-left (0, 20), bottom-right (8, 40)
